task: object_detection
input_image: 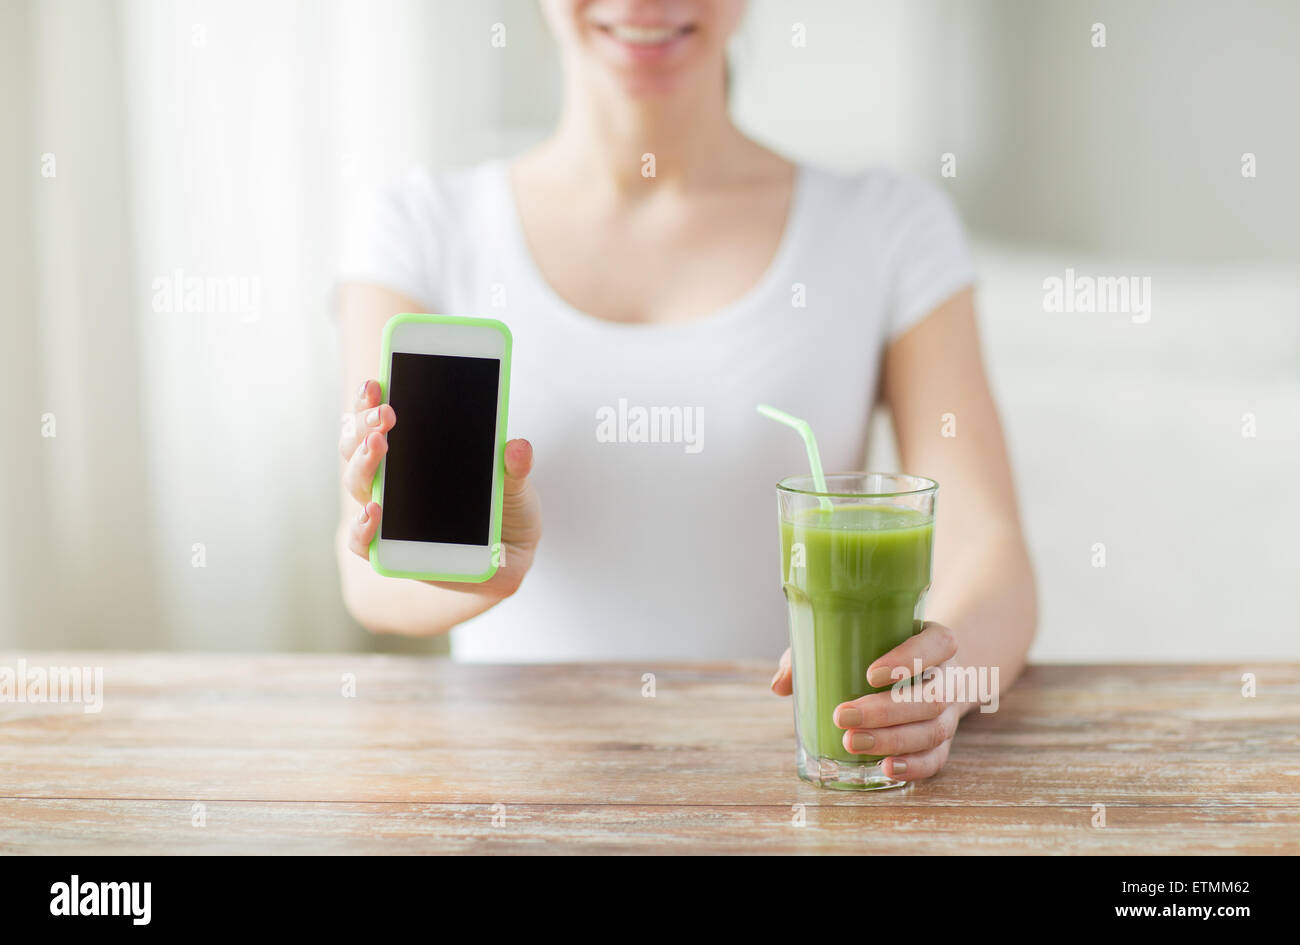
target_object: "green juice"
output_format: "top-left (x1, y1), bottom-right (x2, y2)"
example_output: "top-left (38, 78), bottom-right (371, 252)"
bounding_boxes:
top-left (780, 504), bottom-right (934, 769)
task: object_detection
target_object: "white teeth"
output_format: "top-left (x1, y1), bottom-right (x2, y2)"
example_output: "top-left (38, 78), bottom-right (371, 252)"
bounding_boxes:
top-left (608, 24), bottom-right (680, 45)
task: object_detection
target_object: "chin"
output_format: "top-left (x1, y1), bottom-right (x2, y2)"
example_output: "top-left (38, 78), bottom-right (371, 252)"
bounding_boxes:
top-left (605, 67), bottom-right (693, 100)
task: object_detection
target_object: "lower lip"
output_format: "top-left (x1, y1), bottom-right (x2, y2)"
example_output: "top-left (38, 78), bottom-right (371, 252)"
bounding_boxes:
top-left (593, 26), bottom-right (694, 63)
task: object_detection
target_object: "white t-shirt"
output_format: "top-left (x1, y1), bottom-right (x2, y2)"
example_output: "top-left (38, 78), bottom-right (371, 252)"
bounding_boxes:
top-left (338, 159), bottom-right (975, 661)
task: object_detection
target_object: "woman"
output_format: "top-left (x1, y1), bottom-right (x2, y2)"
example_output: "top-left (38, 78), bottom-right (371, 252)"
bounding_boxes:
top-left (335, 0), bottom-right (1037, 783)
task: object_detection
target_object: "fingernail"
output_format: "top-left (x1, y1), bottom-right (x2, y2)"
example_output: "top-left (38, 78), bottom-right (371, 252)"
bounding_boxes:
top-left (357, 381), bottom-right (368, 400)
top-left (891, 760), bottom-right (907, 774)
top-left (366, 407), bottom-right (380, 425)
top-left (357, 505), bottom-right (369, 525)
top-left (849, 732), bottom-right (875, 752)
top-left (769, 669), bottom-right (782, 691)
top-left (867, 665), bottom-right (895, 688)
top-left (836, 707), bottom-right (863, 728)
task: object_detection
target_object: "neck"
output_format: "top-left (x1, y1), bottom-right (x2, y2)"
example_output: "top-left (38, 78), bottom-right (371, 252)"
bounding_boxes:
top-left (543, 67), bottom-right (745, 193)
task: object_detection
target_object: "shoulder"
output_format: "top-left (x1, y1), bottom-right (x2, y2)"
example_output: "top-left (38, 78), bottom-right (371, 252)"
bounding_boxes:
top-left (792, 164), bottom-right (974, 337)
top-left (799, 163), bottom-right (963, 232)
top-left (795, 164), bottom-right (972, 293)
top-left (338, 161), bottom-right (508, 306)
top-left (360, 160), bottom-right (506, 239)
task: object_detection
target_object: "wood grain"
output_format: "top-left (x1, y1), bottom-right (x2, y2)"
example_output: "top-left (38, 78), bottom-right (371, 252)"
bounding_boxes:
top-left (0, 654), bottom-right (1296, 854)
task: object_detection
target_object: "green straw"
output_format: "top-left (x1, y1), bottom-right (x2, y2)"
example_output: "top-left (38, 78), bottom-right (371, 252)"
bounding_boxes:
top-left (756, 404), bottom-right (833, 511)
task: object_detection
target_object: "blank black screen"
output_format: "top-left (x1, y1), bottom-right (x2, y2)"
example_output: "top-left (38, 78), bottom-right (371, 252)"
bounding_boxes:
top-left (380, 352), bottom-right (500, 545)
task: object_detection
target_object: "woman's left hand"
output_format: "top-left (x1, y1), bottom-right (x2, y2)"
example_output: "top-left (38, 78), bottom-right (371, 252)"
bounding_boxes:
top-left (769, 621), bottom-right (962, 782)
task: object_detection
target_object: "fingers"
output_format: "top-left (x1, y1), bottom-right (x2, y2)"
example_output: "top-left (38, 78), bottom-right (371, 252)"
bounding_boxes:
top-left (864, 621), bottom-right (958, 688)
top-left (338, 380), bottom-right (395, 461)
top-left (832, 683), bottom-right (947, 730)
top-left (882, 736), bottom-right (952, 783)
top-left (338, 401), bottom-right (395, 460)
top-left (840, 703), bottom-right (960, 758)
top-left (347, 501), bottom-right (381, 559)
top-left (344, 429), bottom-right (388, 505)
top-left (354, 379), bottom-right (378, 412)
top-left (770, 647), bottom-right (792, 696)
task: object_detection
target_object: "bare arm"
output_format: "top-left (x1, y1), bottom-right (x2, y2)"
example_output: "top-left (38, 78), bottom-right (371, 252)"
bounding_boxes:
top-left (882, 286), bottom-right (1038, 705)
top-left (335, 283), bottom-right (541, 635)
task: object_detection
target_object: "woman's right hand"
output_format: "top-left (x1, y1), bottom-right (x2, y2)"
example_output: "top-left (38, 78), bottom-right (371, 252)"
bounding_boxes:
top-left (338, 378), bottom-right (542, 599)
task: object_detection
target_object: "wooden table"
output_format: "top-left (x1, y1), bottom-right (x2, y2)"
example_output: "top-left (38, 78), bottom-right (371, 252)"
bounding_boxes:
top-left (1, 654), bottom-right (1296, 854)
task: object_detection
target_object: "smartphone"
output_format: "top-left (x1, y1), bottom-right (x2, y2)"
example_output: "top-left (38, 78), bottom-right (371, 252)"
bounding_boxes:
top-left (369, 314), bottom-right (512, 582)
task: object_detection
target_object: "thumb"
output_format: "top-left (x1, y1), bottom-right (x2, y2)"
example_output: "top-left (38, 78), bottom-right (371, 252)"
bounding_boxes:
top-left (503, 438), bottom-right (533, 490)
top-left (770, 647), bottom-right (793, 696)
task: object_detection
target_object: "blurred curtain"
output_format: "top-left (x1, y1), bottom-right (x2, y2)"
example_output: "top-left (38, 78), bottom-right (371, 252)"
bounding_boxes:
top-left (0, 0), bottom-right (553, 650)
top-left (1, 0), bottom-right (161, 648)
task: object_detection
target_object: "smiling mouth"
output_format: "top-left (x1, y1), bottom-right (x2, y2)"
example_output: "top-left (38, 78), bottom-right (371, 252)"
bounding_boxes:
top-left (595, 23), bottom-right (695, 46)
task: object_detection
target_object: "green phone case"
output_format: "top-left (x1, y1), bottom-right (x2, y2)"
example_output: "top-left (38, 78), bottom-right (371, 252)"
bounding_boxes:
top-left (368, 313), bottom-right (513, 583)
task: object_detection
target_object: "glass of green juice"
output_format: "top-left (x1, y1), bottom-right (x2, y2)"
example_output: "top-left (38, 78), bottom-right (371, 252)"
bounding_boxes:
top-left (777, 473), bottom-right (937, 791)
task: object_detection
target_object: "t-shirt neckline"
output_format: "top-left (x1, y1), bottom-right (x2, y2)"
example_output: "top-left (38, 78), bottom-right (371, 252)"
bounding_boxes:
top-left (491, 158), bottom-right (811, 336)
